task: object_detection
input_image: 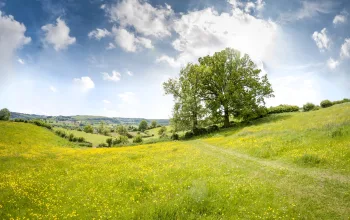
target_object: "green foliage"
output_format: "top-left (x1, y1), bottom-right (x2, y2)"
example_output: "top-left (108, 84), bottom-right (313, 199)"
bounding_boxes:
top-left (31, 120), bottom-right (52, 130)
top-left (84, 124), bottom-right (94, 133)
top-left (113, 135), bottom-right (129, 146)
top-left (68, 133), bottom-right (75, 142)
top-left (0, 108), bottom-right (11, 121)
top-left (151, 120), bottom-right (157, 128)
top-left (133, 135), bottom-right (143, 143)
top-left (320, 100), bottom-right (333, 108)
top-left (138, 120), bottom-right (148, 132)
top-left (170, 133), bottom-right (179, 140)
top-left (207, 125), bottom-right (219, 133)
top-left (268, 105), bottom-right (299, 114)
top-left (332, 98), bottom-right (350, 105)
top-left (116, 125), bottom-right (128, 136)
top-left (303, 102), bottom-right (316, 112)
top-left (158, 126), bottom-right (167, 136)
top-left (97, 143), bottom-right (108, 148)
top-left (184, 131), bottom-right (194, 139)
top-left (106, 138), bottom-right (113, 147)
top-left (193, 127), bottom-right (207, 136)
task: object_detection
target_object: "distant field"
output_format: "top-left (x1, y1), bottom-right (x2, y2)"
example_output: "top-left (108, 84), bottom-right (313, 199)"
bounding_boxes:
top-left (53, 127), bottom-right (111, 147)
top-left (1, 103), bottom-right (350, 219)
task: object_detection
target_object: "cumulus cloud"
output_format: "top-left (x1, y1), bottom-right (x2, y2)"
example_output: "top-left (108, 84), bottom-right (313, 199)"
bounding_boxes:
top-left (88, 28), bottom-right (111, 40)
top-left (279, 1), bottom-right (334, 23)
top-left (312, 28), bottom-right (331, 51)
top-left (156, 7), bottom-right (278, 68)
top-left (327, 58), bottom-right (339, 70)
top-left (333, 11), bottom-right (348, 25)
top-left (105, 0), bottom-right (173, 38)
top-left (111, 27), bottom-right (153, 52)
top-left (0, 11), bottom-right (31, 78)
top-left (41, 18), bottom-right (76, 51)
top-left (73, 76), bottom-right (95, 90)
top-left (340, 38), bottom-right (350, 59)
top-left (49, 85), bottom-right (58, 92)
top-left (102, 71), bottom-right (121, 82)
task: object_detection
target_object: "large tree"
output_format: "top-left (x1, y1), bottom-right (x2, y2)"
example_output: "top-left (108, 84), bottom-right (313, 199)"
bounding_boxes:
top-left (164, 64), bottom-right (209, 132)
top-left (198, 48), bottom-right (274, 127)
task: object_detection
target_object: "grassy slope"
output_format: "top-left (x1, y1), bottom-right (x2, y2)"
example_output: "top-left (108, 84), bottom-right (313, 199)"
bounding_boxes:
top-left (0, 103), bottom-right (349, 219)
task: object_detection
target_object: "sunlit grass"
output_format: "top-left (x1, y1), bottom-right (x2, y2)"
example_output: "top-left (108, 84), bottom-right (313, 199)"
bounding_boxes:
top-left (0, 103), bottom-right (349, 219)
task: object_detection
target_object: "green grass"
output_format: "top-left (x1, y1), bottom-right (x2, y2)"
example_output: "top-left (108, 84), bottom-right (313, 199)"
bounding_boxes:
top-left (53, 127), bottom-right (111, 147)
top-left (1, 103), bottom-right (350, 219)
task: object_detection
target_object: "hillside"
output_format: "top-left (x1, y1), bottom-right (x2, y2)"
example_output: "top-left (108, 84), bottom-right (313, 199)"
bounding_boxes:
top-left (10, 112), bottom-right (170, 126)
top-left (1, 103), bottom-right (350, 219)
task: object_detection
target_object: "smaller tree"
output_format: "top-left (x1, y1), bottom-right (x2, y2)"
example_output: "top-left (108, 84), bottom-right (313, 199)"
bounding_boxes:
top-left (84, 124), bottom-right (94, 133)
top-left (151, 120), bottom-right (157, 128)
top-left (116, 125), bottom-right (127, 136)
top-left (138, 120), bottom-right (148, 131)
top-left (303, 103), bottom-right (316, 112)
top-left (106, 138), bottom-right (113, 147)
top-left (320, 100), bottom-right (333, 108)
top-left (133, 135), bottom-right (143, 143)
top-left (0, 108), bottom-right (11, 121)
top-left (158, 126), bottom-right (167, 136)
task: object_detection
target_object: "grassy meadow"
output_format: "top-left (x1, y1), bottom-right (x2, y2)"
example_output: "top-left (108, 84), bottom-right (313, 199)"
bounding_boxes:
top-left (1, 103), bottom-right (350, 219)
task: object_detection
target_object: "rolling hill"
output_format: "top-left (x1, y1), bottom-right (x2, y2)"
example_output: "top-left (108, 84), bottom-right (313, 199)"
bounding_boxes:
top-left (1, 103), bottom-right (350, 219)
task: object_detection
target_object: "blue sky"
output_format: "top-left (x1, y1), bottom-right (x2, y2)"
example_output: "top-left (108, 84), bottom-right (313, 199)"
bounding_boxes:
top-left (0, 0), bottom-right (349, 119)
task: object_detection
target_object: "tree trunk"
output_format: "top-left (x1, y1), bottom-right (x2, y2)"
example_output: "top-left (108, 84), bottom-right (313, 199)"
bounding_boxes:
top-left (192, 113), bottom-right (198, 131)
top-left (223, 107), bottom-right (230, 128)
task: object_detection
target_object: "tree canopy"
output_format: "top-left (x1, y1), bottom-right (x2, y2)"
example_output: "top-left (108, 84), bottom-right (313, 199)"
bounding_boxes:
top-left (138, 120), bottom-right (148, 131)
top-left (164, 48), bottom-right (274, 131)
top-left (0, 108), bottom-right (11, 121)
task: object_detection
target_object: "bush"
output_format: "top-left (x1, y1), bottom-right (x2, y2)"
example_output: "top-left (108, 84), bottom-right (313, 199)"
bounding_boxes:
top-left (320, 100), bottom-right (333, 108)
top-left (126, 132), bottom-right (133, 139)
top-left (138, 120), bottom-right (148, 131)
top-left (207, 125), bottom-right (219, 133)
top-left (97, 143), bottom-right (107, 148)
top-left (84, 125), bottom-right (94, 133)
top-left (268, 105), bottom-right (299, 114)
top-left (31, 120), bottom-right (52, 130)
top-left (332, 98), bottom-right (350, 105)
top-left (106, 138), bottom-right (113, 147)
top-left (133, 135), bottom-right (143, 143)
top-left (158, 126), bottom-right (167, 136)
top-left (171, 133), bottom-right (179, 140)
top-left (113, 135), bottom-right (129, 146)
top-left (184, 131), bottom-right (194, 139)
top-left (77, 137), bottom-right (85, 143)
top-left (0, 108), bottom-right (11, 121)
top-left (193, 127), bottom-right (207, 136)
top-left (68, 133), bottom-right (75, 142)
top-left (303, 103), bottom-right (315, 112)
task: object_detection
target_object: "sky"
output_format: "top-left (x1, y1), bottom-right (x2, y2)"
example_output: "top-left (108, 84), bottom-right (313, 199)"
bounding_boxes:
top-left (0, 0), bottom-right (349, 119)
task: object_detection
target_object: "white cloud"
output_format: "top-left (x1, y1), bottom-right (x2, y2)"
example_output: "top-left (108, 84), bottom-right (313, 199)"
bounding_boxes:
top-left (17, 58), bottom-right (25, 65)
top-left (126, 70), bottom-right (133, 76)
top-left (0, 11), bottom-right (31, 77)
top-left (279, 1), bottom-right (334, 23)
top-left (333, 11), bottom-right (348, 25)
top-left (312, 28), bottom-right (330, 51)
top-left (157, 7), bottom-right (278, 68)
top-left (103, 99), bottom-right (111, 104)
top-left (105, 0), bottom-right (173, 38)
top-left (49, 85), bottom-right (57, 92)
top-left (245, 2), bottom-right (256, 13)
top-left (88, 28), bottom-right (110, 40)
top-left (112, 27), bottom-right (153, 52)
top-left (327, 58), bottom-right (339, 70)
top-left (340, 38), bottom-right (350, 59)
top-left (73, 76), bottom-right (95, 90)
top-left (102, 71), bottom-right (121, 82)
top-left (106, 42), bottom-right (116, 50)
top-left (41, 18), bottom-right (76, 51)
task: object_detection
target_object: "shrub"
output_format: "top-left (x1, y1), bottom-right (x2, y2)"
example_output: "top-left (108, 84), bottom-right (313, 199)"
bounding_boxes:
top-left (313, 106), bottom-right (321, 111)
top-left (72, 137), bottom-right (78, 142)
top-left (0, 108), bottom-right (11, 121)
top-left (184, 131), bottom-right (194, 139)
top-left (193, 127), bottom-right (207, 136)
top-left (158, 126), bottom-right (167, 136)
top-left (171, 133), bottom-right (179, 140)
top-left (320, 100), bottom-right (333, 108)
top-left (77, 137), bottom-right (85, 143)
top-left (303, 103), bottom-right (315, 112)
top-left (268, 105), bottom-right (299, 114)
top-left (68, 133), bottom-right (75, 142)
top-left (332, 98), bottom-right (350, 105)
top-left (84, 125), bottom-right (94, 133)
top-left (113, 136), bottom-right (129, 146)
top-left (207, 125), bottom-right (219, 133)
top-left (106, 138), bottom-right (113, 147)
top-left (126, 132), bottom-right (133, 139)
top-left (133, 135), bottom-right (143, 143)
top-left (31, 120), bottom-right (52, 129)
top-left (138, 120), bottom-right (148, 131)
top-left (98, 143), bottom-right (107, 148)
